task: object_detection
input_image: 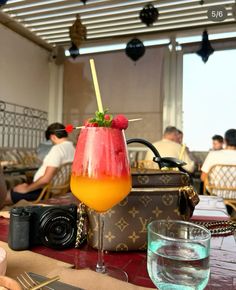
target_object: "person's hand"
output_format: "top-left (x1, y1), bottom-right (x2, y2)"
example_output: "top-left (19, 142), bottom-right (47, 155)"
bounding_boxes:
top-left (13, 183), bottom-right (29, 193)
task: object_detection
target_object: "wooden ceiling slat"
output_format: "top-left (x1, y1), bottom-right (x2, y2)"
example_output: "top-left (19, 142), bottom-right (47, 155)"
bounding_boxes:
top-left (4, 0), bottom-right (80, 12)
top-left (1, 0), bottom-right (235, 48)
top-left (4, 0), bottom-right (43, 9)
top-left (23, 3), bottom-right (232, 32)
top-left (34, 25), bottom-right (72, 33)
top-left (15, 0), bottom-right (232, 26)
top-left (15, 0), bottom-right (229, 22)
top-left (42, 16), bottom-right (234, 42)
top-left (86, 19), bottom-right (235, 40)
top-left (41, 12), bottom-right (212, 39)
top-left (6, 0), bottom-right (157, 20)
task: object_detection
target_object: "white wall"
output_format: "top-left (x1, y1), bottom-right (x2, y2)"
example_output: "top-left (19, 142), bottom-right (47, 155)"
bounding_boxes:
top-left (63, 46), bottom-right (166, 143)
top-left (0, 24), bottom-right (50, 112)
top-left (0, 24), bottom-right (175, 146)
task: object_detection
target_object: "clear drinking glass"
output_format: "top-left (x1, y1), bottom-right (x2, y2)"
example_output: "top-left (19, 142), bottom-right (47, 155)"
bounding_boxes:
top-left (147, 220), bottom-right (211, 290)
top-left (70, 127), bottom-right (131, 280)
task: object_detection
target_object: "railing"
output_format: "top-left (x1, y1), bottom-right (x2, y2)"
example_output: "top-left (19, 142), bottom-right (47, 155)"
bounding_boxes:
top-left (0, 101), bottom-right (48, 148)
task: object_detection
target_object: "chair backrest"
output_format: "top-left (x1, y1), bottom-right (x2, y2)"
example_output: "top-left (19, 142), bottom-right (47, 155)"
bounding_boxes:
top-left (205, 164), bottom-right (236, 199)
top-left (33, 162), bottom-right (72, 203)
top-left (128, 147), bottom-right (147, 167)
top-left (48, 161), bottom-right (72, 195)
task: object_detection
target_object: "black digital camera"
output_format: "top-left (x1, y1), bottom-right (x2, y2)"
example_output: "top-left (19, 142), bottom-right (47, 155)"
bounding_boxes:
top-left (8, 204), bottom-right (77, 251)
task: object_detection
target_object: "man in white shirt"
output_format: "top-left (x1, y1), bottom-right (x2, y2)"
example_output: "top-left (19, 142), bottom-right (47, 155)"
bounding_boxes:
top-left (5, 123), bottom-right (75, 204)
top-left (145, 126), bottom-right (195, 173)
top-left (201, 129), bottom-right (236, 182)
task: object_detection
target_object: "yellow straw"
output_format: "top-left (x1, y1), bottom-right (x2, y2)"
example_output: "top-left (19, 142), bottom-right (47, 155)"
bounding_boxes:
top-left (179, 143), bottom-right (186, 160)
top-left (128, 118), bottom-right (142, 122)
top-left (89, 59), bottom-right (104, 113)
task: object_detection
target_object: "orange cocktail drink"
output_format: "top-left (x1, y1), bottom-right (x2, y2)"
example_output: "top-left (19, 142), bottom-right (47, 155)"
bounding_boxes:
top-left (70, 126), bottom-right (131, 212)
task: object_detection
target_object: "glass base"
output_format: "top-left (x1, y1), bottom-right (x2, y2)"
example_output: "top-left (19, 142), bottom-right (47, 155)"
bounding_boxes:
top-left (93, 265), bottom-right (128, 282)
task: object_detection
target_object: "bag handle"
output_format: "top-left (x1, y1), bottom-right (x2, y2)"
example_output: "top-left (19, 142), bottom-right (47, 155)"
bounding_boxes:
top-left (127, 138), bottom-right (186, 170)
top-left (126, 138), bottom-right (161, 158)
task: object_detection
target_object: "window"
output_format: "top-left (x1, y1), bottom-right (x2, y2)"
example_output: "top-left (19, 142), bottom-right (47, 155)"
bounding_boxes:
top-left (183, 49), bottom-right (236, 151)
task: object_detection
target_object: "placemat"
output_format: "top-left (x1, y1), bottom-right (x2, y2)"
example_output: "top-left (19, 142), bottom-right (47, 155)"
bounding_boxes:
top-left (0, 241), bottom-right (73, 279)
top-left (48, 268), bottom-right (153, 290)
top-left (0, 242), bottom-right (154, 290)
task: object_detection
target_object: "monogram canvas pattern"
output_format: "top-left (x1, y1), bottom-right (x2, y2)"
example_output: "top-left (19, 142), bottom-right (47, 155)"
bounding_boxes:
top-left (87, 190), bottom-right (190, 251)
top-left (87, 171), bottom-right (197, 252)
top-left (132, 169), bottom-right (190, 188)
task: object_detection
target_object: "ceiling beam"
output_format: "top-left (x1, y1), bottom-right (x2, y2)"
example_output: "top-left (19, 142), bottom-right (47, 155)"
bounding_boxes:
top-left (0, 11), bottom-right (52, 51)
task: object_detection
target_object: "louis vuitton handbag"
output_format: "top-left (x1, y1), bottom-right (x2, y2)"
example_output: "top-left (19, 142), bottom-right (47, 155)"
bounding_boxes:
top-left (86, 138), bottom-right (199, 251)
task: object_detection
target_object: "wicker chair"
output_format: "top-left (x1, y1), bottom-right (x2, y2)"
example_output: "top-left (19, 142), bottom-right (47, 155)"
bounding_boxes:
top-left (204, 164), bottom-right (236, 212)
top-left (33, 162), bottom-right (72, 203)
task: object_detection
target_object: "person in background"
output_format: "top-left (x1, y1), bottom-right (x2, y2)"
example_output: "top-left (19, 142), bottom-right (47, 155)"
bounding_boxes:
top-left (0, 166), bottom-right (7, 209)
top-left (201, 129), bottom-right (236, 182)
top-left (36, 139), bottom-right (53, 162)
top-left (211, 134), bottom-right (224, 151)
top-left (4, 122), bottom-right (75, 204)
top-left (176, 129), bottom-right (183, 145)
top-left (176, 128), bottom-right (198, 167)
top-left (145, 126), bottom-right (195, 173)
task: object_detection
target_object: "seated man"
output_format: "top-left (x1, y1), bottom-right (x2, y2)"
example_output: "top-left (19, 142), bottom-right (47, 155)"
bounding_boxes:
top-left (201, 129), bottom-right (236, 182)
top-left (5, 122), bottom-right (75, 204)
top-left (36, 139), bottom-right (53, 162)
top-left (145, 126), bottom-right (195, 173)
top-left (176, 128), bottom-right (198, 165)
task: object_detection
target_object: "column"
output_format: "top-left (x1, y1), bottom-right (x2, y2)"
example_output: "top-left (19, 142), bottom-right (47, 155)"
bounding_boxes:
top-left (48, 62), bottom-right (64, 124)
top-left (162, 38), bottom-right (183, 132)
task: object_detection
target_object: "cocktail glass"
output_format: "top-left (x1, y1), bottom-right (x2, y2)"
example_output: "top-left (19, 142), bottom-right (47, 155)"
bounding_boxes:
top-left (147, 220), bottom-right (211, 290)
top-left (70, 126), bottom-right (131, 280)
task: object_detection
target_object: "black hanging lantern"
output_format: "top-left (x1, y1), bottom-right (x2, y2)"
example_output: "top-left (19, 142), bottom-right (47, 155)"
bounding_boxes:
top-left (139, 4), bottom-right (159, 26)
top-left (69, 43), bottom-right (80, 59)
top-left (125, 38), bottom-right (145, 62)
top-left (80, 0), bottom-right (87, 4)
top-left (199, 0), bottom-right (204, 5)
top-left (196, 30), bottom-right (214, 63)
top-left (0, 0), bottom-right (8, 6)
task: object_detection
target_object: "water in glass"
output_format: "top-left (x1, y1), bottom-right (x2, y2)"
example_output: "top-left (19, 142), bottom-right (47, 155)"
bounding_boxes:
top-left (147, 220), bottom-right (211, 290)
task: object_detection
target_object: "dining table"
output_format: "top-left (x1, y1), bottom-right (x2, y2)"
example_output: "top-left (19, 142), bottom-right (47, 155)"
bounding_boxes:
top-left (0, 195), bottom-right (235, 290)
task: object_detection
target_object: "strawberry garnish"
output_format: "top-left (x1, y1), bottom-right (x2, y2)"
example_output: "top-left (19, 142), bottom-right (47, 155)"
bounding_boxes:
top-left (84, 119), bottom-right (99, 127)
top-left (104, 114), bottom-right (111, 121)
top-left (65, 124), bottom-right (74, 133)
top-left (111, 114), bottom-right (128, 130)
top-left (86, 122), bottom-right (99, 127)
top-left (65, 111), bottom-right (129, 132)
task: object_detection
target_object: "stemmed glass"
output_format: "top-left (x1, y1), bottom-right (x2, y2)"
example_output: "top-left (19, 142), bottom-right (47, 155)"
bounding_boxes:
top-left (70, 126), bottom-right (131, 280)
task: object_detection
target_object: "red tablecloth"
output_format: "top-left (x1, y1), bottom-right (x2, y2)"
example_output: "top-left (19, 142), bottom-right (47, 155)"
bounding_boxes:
top-left (1, 215), bottom-right (236, 289)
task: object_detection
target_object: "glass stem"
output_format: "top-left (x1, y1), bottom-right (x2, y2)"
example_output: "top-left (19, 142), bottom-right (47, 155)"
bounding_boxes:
top-left (96, 213), bottom-right (106, 274)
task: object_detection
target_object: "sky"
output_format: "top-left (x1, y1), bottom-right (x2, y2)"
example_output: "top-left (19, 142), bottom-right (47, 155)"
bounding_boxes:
top-left (182, 49), bottom-right (236, 151)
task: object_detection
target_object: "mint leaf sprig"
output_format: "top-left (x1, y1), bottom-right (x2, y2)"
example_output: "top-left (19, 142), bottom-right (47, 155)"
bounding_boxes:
top-left (88, 110), bottom-right (113, 127)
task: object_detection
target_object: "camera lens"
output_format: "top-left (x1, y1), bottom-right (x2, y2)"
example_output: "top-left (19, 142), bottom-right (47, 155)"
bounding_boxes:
top-left (38, 208), bottom-right (77, 250)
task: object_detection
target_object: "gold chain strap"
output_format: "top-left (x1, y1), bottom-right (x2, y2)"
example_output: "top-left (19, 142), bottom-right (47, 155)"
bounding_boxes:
top-left (195, 220), bottom-right (236, 236)
top-left (179, 186), bottom-right (200, 207)
top-left (75, 203), bottom-right (86, 248)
